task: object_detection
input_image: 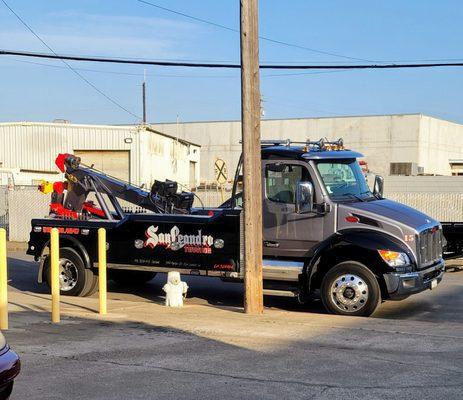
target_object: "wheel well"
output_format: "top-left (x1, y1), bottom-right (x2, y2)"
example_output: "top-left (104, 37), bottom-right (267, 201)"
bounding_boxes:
top-left (40, 236), bottom-right (90, 269)
top-left (310, 244), bottom-right (389, 299)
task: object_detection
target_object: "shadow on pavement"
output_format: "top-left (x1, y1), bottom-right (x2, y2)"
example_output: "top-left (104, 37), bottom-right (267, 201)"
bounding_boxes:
top-left (5, 306), bottom-right (463, 400)
top-left (7, 254), bottom-right (463, 324)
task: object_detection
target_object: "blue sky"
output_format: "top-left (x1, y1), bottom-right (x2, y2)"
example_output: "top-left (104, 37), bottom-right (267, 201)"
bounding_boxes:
top-left (1, 0), bottom-right (462, 125)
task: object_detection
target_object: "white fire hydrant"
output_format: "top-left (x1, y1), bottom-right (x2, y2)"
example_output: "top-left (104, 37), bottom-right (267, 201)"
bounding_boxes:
top-left (163, 271), bottom-right (188, 307)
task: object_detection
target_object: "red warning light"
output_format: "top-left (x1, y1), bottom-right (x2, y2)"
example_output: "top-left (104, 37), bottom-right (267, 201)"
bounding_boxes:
top-left (55, 153), bottom-right (70, 173)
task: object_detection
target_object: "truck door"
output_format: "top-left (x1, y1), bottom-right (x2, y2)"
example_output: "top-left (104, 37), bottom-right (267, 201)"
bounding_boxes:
top-left (262, 160), bottom-right (325, 258)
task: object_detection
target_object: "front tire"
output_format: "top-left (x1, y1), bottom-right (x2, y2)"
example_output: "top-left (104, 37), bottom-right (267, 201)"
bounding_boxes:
top-left (320, 261), bottom-right (381, 317)
top-left (43, 247), bottom-right (94, 297)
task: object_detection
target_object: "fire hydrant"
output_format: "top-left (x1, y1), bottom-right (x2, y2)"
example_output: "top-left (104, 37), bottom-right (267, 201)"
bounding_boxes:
top-left (163, 271), bottom-right (188, 307)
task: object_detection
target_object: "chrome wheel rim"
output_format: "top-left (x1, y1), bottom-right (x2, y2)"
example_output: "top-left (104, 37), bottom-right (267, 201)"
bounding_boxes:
top-left (58, 259), bottom-right (78, 291)
top-left (330, 274), bottom-right (369, 313)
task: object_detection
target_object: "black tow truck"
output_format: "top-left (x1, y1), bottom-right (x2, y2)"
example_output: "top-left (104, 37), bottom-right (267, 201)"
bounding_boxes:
top-left (27, 139), bottom-right (445, 316)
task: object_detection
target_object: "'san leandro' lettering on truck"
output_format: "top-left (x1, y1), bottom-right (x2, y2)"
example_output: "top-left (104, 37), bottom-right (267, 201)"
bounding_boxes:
top-left (143, 225), bottom-right (217, 254)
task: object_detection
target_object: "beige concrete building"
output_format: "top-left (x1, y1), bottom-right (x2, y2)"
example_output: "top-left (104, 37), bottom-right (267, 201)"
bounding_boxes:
top-left (153, 113), bottom-right (463, 182)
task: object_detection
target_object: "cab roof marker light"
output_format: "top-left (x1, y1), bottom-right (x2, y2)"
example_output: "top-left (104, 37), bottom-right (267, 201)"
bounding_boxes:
top-left (258, 138), bottom-right (345, 151)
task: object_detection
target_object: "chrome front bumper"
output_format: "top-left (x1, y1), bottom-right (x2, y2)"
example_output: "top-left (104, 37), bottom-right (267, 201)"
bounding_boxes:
top-left (383, 259), bottom-right (445, 299)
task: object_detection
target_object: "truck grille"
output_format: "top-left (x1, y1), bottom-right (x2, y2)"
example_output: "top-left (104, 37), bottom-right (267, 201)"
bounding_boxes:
top-left (418, 226), bottom-right (443, 269)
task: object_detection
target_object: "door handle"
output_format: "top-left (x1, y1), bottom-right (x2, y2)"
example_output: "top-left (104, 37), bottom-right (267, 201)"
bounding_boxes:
top-left (263, 240), bottom-right (280, 248)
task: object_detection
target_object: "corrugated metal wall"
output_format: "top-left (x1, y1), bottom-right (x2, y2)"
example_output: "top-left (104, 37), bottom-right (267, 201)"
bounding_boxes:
top-left (0, 123), bottom-right (201, 188)
top-left (0, 122), bottom-right (141, 184)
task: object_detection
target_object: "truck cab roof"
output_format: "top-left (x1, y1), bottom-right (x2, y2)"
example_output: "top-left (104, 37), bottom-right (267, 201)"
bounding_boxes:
top-left (261, 145), bottom-right (363, 161)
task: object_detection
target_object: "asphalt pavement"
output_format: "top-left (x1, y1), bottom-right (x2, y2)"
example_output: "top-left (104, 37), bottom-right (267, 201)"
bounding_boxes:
top-left (4, 251), bottom-right (463, 399)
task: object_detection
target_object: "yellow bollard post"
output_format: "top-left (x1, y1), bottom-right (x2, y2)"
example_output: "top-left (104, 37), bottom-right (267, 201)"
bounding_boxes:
top-left (98, 228), bottom-right (107, 315)
top-left (0, 229), bottom-right (8, 330)
top-left (50, 228), bottom-right (60, 323)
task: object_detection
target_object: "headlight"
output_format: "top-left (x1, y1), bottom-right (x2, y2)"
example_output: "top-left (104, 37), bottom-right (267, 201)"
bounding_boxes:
top-left (378, 249), bottom-right (410, 267)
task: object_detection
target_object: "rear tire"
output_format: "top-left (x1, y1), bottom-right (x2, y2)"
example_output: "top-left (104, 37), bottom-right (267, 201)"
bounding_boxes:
top-left (320, 261), bottom-right (381, 317)
top-left (109, 270), bottom-right (157, 286)
top-left (43, 247), bottom-right (94, 297)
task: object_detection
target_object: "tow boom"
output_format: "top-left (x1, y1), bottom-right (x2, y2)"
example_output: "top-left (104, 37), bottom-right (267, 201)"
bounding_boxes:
top-left (40, 153), bottom-right (194, 220)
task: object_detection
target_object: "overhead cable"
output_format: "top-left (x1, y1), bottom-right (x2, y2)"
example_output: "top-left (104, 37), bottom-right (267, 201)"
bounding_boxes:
top-left (2, 49), bottom-right (463, 70)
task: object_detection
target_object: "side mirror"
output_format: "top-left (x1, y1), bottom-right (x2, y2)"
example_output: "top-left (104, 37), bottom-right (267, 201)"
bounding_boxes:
top-left (373, 175), bottom-right (384, 198)
top-left (295, 181), bottom-right (314, 214)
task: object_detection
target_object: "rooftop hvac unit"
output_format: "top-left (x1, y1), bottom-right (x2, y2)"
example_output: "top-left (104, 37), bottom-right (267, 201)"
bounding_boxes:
top-left (389, 162), bottom-right (421, 176)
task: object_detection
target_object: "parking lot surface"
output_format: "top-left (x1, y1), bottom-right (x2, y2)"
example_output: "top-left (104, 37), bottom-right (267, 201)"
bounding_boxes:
top-left (5, 251), bottom-right (463, 399)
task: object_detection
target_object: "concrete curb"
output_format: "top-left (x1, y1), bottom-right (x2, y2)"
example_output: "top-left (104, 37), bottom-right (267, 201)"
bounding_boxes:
top-left (7, 242), bottom-right (27, 251)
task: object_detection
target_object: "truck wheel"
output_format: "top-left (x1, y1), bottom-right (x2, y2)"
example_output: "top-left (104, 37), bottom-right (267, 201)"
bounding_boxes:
top-left (109, 270), bottom-right (157, 286)
top-left (320, 261), bottom-right (381, 317)
top-left (43, 247), bottom-right (95, 297)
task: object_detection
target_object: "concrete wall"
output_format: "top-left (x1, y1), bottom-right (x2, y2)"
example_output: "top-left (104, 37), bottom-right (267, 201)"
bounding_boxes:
top-left (418, 115), bottom-right (463, 175)
top-left (153, 114), bottom-right (427, 182)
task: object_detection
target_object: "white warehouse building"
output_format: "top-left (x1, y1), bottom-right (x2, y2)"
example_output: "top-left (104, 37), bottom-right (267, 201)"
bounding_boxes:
top-left (0, 122), bottom-right (201, 189)
top-left (153, 113), bottom-right (463, 182)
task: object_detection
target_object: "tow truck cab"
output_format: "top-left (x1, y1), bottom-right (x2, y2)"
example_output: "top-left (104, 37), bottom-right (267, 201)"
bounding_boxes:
top-left (27, 139), bottom-right (445, 316)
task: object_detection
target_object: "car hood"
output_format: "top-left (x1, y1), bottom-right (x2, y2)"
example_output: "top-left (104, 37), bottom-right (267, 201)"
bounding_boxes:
top-left (341, 198), bottom-right (439, 231)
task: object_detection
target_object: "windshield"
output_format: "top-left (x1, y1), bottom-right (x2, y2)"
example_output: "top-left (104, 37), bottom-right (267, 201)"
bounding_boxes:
top-left (316, 159), bottom-right (373, 201)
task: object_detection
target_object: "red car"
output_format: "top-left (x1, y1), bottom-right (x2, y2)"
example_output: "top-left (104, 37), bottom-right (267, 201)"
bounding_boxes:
top-left (0, 333), bottom-right (20, 400)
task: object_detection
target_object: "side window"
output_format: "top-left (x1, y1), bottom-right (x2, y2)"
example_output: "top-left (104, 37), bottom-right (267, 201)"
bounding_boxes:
top-left (265, 163), bottom-right (307, 204)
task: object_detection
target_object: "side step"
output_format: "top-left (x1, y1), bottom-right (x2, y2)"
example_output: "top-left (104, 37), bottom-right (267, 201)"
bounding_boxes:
top-left (263, 289), bottom-right (298, 298)
top-left (262, 259), bottom-right (304, 282)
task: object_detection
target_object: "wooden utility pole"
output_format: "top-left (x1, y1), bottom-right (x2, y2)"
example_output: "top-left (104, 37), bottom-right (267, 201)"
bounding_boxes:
top-left (240, 0), bottom-right (263, 314)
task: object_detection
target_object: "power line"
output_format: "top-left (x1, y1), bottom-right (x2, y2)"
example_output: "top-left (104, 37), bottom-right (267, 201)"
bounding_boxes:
top-left (137, 1), bottom-right (463, 65)
top-left (5, 56), bottom-right (355, 78)
top-left (1, 0), bottom-right (141, 120)
top-left (6, 57), bottom-right (238, 78)
top-left (2, 49), bottom-right (463, 70)
top-left (136, 0), bottom-right (373, 62)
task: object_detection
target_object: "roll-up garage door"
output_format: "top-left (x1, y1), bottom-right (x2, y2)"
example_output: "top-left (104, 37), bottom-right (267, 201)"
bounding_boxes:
top-left (74, 150), bottom-right (130, 182)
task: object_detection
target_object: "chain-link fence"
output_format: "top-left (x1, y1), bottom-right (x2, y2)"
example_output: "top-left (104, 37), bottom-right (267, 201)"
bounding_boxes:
top-left (2, 183), bottom-right (463, 242)
top-left (193, 182), bottom-right (234, 208)
top-left (1, 186), bottom-right (49, 242)
top-left (0, 186), bottom-right (8, 232)
top-left (387, 193), bottom-right (463, 223)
